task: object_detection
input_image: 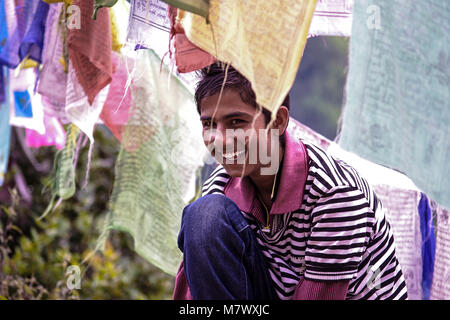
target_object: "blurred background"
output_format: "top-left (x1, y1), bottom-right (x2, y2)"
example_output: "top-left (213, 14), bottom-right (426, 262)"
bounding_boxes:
top-left (0, 36), bottom-right (349, 300)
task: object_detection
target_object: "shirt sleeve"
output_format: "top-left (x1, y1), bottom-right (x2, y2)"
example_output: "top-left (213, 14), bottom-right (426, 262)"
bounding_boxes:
top-left (305, 186), bottom-right (375, 281)
top-left (172, 261), bottom-right (193, 300)
top-left (293, 277), bottom-right (350, 300)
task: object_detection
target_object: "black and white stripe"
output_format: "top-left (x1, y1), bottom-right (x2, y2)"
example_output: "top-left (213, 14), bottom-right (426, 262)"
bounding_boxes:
top-left (201, 165), bottom-right (230, 195)
top-left (201, 140), bottom-right (408, 300)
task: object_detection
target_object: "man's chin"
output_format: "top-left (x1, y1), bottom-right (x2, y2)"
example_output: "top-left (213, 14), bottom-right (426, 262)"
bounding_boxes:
top-left (221, 163), bottom-right (243, 177)
top-left (221, 163), bottom-right (253, 178)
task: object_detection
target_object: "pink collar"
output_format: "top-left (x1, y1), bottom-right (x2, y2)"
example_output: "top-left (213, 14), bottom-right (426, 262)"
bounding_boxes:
top-left (224, 129), bottom-right (309, 215)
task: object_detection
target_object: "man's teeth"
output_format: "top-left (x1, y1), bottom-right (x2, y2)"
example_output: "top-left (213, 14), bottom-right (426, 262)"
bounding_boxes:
top-left (223, 150), bottom-right (245, 159)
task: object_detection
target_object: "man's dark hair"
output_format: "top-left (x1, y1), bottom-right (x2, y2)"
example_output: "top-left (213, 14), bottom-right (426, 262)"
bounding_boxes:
top-left (194, 62), bottom-right (290, 124)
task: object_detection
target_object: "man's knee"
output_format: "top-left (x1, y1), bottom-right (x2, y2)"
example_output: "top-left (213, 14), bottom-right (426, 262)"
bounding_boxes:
top-left (178, 194), bottom-right (237, 250)
top-left (184, 194), bottom-right (232, 222)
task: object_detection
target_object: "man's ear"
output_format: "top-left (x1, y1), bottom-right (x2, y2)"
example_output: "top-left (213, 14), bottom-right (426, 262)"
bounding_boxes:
top-left (272, 106), bottom-right (289, 136)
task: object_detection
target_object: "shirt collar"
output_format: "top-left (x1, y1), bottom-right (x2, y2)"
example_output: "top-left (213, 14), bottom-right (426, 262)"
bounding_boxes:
top-left (224, 128), bottom-right (309, 214)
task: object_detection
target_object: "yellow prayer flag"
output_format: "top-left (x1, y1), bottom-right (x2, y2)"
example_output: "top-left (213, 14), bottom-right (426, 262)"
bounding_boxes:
top-left (109, 0), bottom-right (130, 53)
top-left (110, 8), bottom-right (121, 52)
top-left (179, 0), bottom-right (317, 114)
top-left (22, 58), bottom-right (38, 69)
top-left (43, 0), bottom-right (73, 4)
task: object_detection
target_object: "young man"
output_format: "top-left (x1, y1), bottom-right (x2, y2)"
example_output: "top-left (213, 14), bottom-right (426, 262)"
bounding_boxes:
top-left (174, 63), bottom-right (408, 300)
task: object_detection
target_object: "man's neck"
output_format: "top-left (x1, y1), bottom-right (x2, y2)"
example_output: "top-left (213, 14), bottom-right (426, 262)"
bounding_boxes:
top-left (248, 144), bottom-right (285, 209)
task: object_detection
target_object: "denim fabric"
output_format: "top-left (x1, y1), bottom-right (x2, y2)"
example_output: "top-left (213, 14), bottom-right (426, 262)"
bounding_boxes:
top-left (178, 194), bottom-right (277, 300)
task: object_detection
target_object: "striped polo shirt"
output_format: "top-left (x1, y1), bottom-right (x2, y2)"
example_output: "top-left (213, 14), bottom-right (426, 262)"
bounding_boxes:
top-left (201, 129), bottom-right (408, 300)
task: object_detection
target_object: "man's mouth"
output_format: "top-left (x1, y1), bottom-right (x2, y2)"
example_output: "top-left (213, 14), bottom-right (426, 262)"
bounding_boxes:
top-left (222, 149), bottom-right (245, 161)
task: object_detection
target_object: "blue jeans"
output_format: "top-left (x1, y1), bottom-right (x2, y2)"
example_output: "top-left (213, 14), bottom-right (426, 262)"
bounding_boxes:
top-left (178, 194), bottom-right (278, 300)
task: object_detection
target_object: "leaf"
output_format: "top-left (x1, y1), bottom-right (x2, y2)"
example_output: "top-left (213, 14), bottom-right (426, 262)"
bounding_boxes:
top-left (9, 225), bottom-right (23, 235)
top-left (161, 0), bottom-right (210, 21)
top-left (92, 0), bottom-right (118, 20)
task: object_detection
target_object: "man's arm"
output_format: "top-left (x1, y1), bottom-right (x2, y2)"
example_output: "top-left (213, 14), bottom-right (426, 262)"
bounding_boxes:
top-left (301, 186), bottom-right (373, 299)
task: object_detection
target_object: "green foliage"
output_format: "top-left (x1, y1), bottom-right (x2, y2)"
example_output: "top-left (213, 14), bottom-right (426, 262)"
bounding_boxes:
top-left (0, 126), bottom-right (174, 299)
top-left (0, 189), bottom-right (50, 299)
top-left (290, 36), bottom-right (349, 140)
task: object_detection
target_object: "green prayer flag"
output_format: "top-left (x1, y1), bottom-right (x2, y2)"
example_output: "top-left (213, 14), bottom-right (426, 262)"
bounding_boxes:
top-left (338, 0), bottom-right (450, 210)
top-left (40, 124), bottom-right (80, 220)
top-left (103, 50), bottom-right (205, 276)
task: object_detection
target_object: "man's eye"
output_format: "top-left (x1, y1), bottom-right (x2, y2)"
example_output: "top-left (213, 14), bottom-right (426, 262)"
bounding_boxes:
top-left (202, 121), bottom-right (211, 128)
top-left (231, 119), bottom-right (244, 125)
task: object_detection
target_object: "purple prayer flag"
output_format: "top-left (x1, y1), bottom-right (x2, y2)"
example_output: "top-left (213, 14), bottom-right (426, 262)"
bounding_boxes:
top-left (0, 67), bottom-right (4, 104)
top-left (0, 0), bottom-right (39, 68)
top-left (19, 0), bottom-right (50, 64)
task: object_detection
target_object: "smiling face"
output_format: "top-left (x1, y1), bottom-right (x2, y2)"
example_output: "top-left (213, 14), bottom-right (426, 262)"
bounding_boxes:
top-left (200, 88), bottom-right (279, 178)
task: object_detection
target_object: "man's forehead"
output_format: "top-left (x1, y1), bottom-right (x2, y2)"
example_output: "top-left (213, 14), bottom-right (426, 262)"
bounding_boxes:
top-left (200, 105), bottom-right (254, 116)
top-left (200, 89), bottom-right (255, 112)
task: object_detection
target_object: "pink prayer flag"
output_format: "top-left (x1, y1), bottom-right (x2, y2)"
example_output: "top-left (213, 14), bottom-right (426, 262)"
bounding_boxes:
top-left (168, 6), bottom-right (215, 73)
top-left (26, 114), bottom-right (66, 150)
top-left (100, 53), bottom-right (133, 142)
top-left (68, 0), bottom-right (114, 105)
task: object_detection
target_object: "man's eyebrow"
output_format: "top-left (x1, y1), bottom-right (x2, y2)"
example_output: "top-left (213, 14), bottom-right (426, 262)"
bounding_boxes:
top-left (200, 115), bottom-right (211, 121)
top-left (224, 112), bottom-right (253, 119)
top-left (200, 112), bottom-right (253, 121)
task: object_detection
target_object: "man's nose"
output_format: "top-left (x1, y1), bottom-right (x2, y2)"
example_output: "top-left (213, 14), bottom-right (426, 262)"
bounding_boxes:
top-left (203, 126), bottom-right (235, 151)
